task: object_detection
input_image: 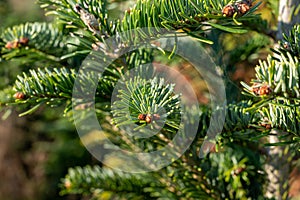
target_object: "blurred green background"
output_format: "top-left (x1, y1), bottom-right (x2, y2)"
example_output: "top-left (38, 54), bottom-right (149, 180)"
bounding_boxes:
top-left (0, 1), bottom-right (94, 200)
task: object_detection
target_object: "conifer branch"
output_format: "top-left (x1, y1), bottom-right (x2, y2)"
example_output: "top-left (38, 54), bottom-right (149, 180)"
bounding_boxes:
top-left (60, 165), bottom-right (164, 198)
top-left (38, 0), bottom-right (264, 45)
top-left (240, 25), bottom-right (300, 140)
top-left (0, 22), bottom-right (69, 63)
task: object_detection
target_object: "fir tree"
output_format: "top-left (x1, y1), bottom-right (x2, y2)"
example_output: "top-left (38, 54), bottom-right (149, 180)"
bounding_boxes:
top-left (0, 0), bottom-right (300, 199)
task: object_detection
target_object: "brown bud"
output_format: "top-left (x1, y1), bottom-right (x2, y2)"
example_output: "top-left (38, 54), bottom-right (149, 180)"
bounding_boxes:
top-left (13, 92), bottom-right (26, 100)
top-left (5, 40), bottom-right (19, 49)
top-left (251, 82), bottom-right (272, 96)
top-left (237, 3), bottom-right (250, 15)
top-left (258, 84), bottom-right (272, 95)
top-left (222, 4), bottom-right (235, 17)
top-left (19, 37), bottom-right (29, 45)
top-left (251, 83), bottom-right (260, 95)
top-left (263, 123), bottom-right (272, 129)
top-left (12, 40), bottom-right (19, 49)
top-left (138, 114), bottom-right (147, 121)
top-left (5, 37), bottom-right (29, 50)
top-left (145, 114), bottom-right (152, 124)
top-left (259, 117), bottom-right (272, 129)
top-left (5, 41), bottom-right (13, 49)
top-left (64, 179), bottom-right (72, 189)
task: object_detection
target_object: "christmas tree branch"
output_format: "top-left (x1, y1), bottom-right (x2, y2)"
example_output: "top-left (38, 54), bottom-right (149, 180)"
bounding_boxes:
top-left (60, 165), bottom-right (164, 198)
top-left (0, 22), bottom-right (69, 63)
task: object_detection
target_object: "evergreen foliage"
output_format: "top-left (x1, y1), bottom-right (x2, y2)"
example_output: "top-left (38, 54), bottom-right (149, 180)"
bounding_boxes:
top-left (0, 22), bottom-right (68, 63)
top-left (0, 0), bottom-right (299, 199)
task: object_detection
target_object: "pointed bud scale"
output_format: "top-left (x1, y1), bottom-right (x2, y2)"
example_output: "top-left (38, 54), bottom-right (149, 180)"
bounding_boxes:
top-left (222, 4), bottom-right (235, 17)
top-left (145, 114), bottom-right (152, 123)
top-left (138, 113), bottom-right (147, 120)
